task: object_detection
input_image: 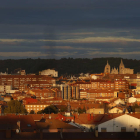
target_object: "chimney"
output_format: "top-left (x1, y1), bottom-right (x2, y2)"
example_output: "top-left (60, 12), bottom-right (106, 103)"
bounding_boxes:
top-left (6, 129), bottom-right (11, 138)
top-left (134, 128), bottom-right (137, 137)
top-left (41, 115), bottom-right (44, 119)
top-left (40, 129), bottom-right (43, 139)
top-left (95, 129), bottom-right (98, 137)
top-left (49, 115), bottom-right (51, 119)
top-left (34, 129), bottom-right (37, 133)
top-left (58, 128), bottom-right (63, 140)
top-left (17, 121), bottom-right (20, 129)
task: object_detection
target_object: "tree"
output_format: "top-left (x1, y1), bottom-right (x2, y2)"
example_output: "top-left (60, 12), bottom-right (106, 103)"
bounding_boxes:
top-left (60, 106), bottom-right (67, 112)
top-left (82, 98), bottom-right (87, 100)
top-left (83, 106), bottom-right (86, 113)
top-left (131, 103), bottom-right (139, 112)
top-left (100, 102), bottom-right (109, 113)
top-left (37, 110), bottom-right (43, 114)
top-left (30, 110), bottom-right (35, 114)
top-left (78, 107), bottom-right (85, 114)
top-left (43, 105), bottom-right (58, 114)
top-left (128, 106), bottom-right (132, 113)
top-left (77, 106), bottom-right (86, 114)
top-left (4, 100), bottom-right (27, 114)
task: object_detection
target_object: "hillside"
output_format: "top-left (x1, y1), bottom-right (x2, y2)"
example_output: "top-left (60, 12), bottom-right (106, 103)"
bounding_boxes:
top-left (0, 57), bottom-right (140, 76)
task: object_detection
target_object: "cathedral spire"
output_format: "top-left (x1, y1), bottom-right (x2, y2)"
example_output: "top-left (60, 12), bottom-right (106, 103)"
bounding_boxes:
top-left (107, 60), bottom-right (109, 65)
top-left (120, 59), bottom-right (123, 65)
top-left (104, 60), bottom-right (110, 74)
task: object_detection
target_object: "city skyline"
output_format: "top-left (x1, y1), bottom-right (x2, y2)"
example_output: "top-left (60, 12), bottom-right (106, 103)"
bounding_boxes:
top-left (1, 0), bottom-right (140, 59)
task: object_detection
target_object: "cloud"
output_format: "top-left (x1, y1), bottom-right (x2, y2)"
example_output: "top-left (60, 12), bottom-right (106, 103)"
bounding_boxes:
top-left (41, 46), bottom-right (100, 51)
top-left (40, 37), bottom-right (140, 44)
top-left (0, 39), bottom-right (34, 43)
top-left (0, 41), bottom-right (18, 45)
top-left (41, 46), bottom-right (73, 49)
top-left (0, 0), bottom-right (140, 60)
top-left (1, 36), bottom-right (140, 45)
top-left (53, 52), bottom-right (74, 57)
top-left (60, 32), bottom-right (95, 35)
top-left (0, 51), bottom-right (76, 58)
top-left (116, 48), bottom-right (123, 52)
top-left (0, 52), bottom-right (49, 57)
top-left (87, 51), bottom-right (140, 55)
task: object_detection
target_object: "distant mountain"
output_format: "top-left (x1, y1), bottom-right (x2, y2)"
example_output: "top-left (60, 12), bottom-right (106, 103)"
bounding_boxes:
top-left (0, 57), bottom-right (140, 76)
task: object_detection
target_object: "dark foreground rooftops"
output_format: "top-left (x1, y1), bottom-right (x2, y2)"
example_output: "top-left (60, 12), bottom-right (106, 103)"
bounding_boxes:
top-left (1, 131), bottom-right (140, 140)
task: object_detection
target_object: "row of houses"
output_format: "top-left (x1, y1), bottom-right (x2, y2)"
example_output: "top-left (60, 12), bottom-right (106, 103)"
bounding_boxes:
top-left (1, 113), bottom-right (140, 133)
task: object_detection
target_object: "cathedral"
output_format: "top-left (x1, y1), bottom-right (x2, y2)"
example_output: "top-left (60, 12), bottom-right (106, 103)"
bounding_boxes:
top-left (104, 59), bottom-right (134, 74)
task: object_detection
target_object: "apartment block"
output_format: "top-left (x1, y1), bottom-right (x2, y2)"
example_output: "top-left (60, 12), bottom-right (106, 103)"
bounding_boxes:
top-left (80, 90), bottom-right (87, 99)
top-left (114, 80), bottom-right (129, 90)
top-left (25, 103), bottom-right (49, 113)
top-left (62, 86), bottom-right (72, 100)
top-left (0, 75), bottom-right (55, 91)
top-left (87, 89), bottom-right (114, 101)
top-left (62, 85), bottom-right (80, 100)
top-left (28, 88), bottom-right (62, 99)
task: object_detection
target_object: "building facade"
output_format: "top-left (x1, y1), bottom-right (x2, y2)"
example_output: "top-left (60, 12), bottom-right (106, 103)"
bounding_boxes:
top-left (104, 59), bottom-right (134, 74)
top-left (98, 114), bottom-right (140, 132)
top-left (0, 75), bottom-right (55, 91)
top-left (39, 69), bottom-right (58, 77)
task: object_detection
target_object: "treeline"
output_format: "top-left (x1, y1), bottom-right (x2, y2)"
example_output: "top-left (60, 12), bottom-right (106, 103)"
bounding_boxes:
top-left (0, 57), bottom-right (140, 76)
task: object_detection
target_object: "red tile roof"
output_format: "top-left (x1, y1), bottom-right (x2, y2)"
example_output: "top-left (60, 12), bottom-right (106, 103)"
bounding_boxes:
top-left (0, 114), bottom-right (36, 130)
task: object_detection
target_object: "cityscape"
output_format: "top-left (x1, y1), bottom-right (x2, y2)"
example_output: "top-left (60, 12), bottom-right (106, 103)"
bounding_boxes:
top-left (1, 0), bottom-right (140, 139)
top-left (0, 59), bottom-right (140, 139)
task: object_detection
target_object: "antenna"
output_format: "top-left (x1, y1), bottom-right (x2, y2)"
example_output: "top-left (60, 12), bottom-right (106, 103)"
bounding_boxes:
top-left (6, 68), bottom-right (8, 74)
top-left (67, 102), bottom-right (70, 112)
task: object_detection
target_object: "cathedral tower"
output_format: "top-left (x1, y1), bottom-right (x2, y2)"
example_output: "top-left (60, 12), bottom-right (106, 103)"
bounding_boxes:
top-left (104, 60), bottom-right (111, 74)
top-left (119, 59), bottom-right (125, 74)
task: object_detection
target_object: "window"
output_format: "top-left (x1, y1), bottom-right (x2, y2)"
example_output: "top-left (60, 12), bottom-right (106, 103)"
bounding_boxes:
top-left (101, 128), bottom-right (107, 132)
top-left (121, 127), bottom-right (126, 132)
top-left (27, 124), bottom-right (31, 127)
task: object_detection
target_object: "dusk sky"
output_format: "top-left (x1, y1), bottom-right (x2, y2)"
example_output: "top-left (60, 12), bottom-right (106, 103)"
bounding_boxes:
top-left (1, 0), bottom-right (140, 59)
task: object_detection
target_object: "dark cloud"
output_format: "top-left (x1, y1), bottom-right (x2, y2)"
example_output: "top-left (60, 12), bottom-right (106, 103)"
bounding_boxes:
top-left (0, 0), bottom-right (140, 59)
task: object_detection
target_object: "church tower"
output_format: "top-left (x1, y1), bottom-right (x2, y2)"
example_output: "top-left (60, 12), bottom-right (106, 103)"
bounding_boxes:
top-left (119, 59), bottom-right (125, 74)
top-left (111, 67), bottom-right (118, 74)
top-left (104, 60), bottom-right (111, 74)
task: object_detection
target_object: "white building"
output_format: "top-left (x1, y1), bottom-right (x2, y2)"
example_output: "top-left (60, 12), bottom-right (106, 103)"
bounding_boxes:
top-left (98, 114), bottom-right (140, 132)
top-left (113, 98), bottom-right (125, 105)
top-left (108, 107), bottom-right (125, 114)
top-left (128, 97), bottom-right (137, 103)
top-left (86, 108), bottom-right (104, 114)
top-left (0, 85), bottom-right (12, 93)
top-left (39, 69), bottom-right (58, 77)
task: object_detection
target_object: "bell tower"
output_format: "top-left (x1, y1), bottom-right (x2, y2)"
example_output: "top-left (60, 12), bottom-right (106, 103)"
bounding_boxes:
top-left (119, 59), bottom-right (125, 74)
top-left (104, 60), bottom-right (111, 74)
